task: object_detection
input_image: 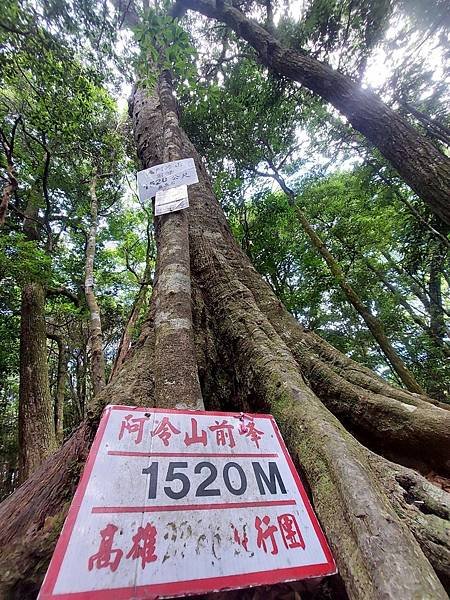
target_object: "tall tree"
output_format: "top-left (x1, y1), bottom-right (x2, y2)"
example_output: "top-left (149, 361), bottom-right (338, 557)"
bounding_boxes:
top-left (0, 3), bottom-right (449, 599)
top-left (84, 174), bottom-right (106, 397)
top-left (175, 0), bottom-right (450, 226)
top-left (1, 71), bottom-right (450, 600)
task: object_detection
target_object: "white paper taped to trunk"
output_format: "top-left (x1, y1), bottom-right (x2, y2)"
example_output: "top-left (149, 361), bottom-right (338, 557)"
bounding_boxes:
top-left (137, 158), bottom-right (198, 201)
top-left (38, 405), bottom-right (336, 600)
top-left (154, 185), bottom-right (189, 216)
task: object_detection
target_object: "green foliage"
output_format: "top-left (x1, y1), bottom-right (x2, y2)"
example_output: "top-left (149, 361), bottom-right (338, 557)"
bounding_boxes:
top-left (0, 0), bottom-right (449, 504)
top-left (230, 171), bottom-right (449, 396)
top-left (133, 6), bottom-right (197, 89)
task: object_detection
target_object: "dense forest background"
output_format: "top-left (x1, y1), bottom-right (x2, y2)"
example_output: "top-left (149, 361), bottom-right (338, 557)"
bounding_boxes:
top-left (1, 1), bottom-right (450, 598)
top-left (0, 0), bottom-right (449, 514)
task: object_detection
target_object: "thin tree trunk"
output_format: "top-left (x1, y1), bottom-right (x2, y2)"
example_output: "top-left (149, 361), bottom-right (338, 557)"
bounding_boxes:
top-left (403, 101), bottom-right (450, 147)
top-left (266, 167), bottom-right (425, 394)
top-left (109, 278), bottom-right (150, 379)
top-left (328, 229), bottom-right (450, 358)
top-left (429, 244), bottom-right (447, 345)
top-left (110, 213), bottom-right (153, 380)
top-left (295, 208), bottom-right (425, 393)
top-left (84, 175), bottom-right (106, 397)
top-left (0, 173), bottom-right (17, 226)
top-left (382, 250), bottom-right (450, 320)
top-left (0, 119), bottom-right (19, 226)
top-left (176, 0), bottom-right (450, 226)
top-left (1, 84), bottom-right (449, 600)
top-left (47, 334), bottom-right (68, 444)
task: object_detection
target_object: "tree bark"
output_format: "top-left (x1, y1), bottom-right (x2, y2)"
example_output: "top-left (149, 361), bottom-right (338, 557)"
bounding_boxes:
top-left (84, 175), bottom-right (106, 397)
top-left (1, 85), bottom-right (449, 600)
top-left (109, 277), bottom-right (150, 379)
top-left (175, 0), bottom-right (450, 226)
top-left (18, 194), bottom-right (56, 484)
top-left (18, 282), bottom-right (56, 483)
top-left (136, 72), bottom-right (204, 410)
top-left (48, 335), bottom-right (68, 444)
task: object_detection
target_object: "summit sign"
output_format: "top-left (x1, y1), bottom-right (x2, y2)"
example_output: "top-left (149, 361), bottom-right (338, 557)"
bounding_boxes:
top-left (39, 405), bottom-right (336, 599)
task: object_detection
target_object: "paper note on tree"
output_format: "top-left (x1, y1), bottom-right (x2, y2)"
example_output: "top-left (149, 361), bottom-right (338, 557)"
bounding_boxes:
top-left (137, 158), bottom-right (198, 201)
top-left (154, 185), bottom-right (189, 216)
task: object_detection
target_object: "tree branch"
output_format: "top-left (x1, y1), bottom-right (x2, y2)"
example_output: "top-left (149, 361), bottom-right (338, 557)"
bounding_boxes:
top-left (46, 287), bottom-right (80, 307)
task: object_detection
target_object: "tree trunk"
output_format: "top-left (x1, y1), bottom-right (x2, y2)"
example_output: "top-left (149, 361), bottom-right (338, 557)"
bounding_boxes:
top-left (329, 228), bottom-right (450, 359)
top-left (110, 217), bottom-right (153, 380)
top-left (381, 251), bottom-right (450, 321)
top-left (1, 84), bottom-right (449, 600)
top-left (0, 119), bottom-right (19, 226)
top-left (109, 276), bottom-right (150, 379)
top-left (150, 70), bottom-right (204, 410)
top-left (429, 244), bottom-right (447, 346)
top-left (48, 335), bottom-right (68, 444)
top-left (0, 174), bottom-right (17, 226)
top-left (18, 282), bottom-right (56, 483)
top-left (176, 0), bottom-right (450, 226)
top-left (294, 207), bottom-right (425, 393)
top-left (84, 175), bottom-right (106, 397)
top-left (18, 196), bottom-right (56, 484)
top-left (268, 167), bottom-right (425, 394)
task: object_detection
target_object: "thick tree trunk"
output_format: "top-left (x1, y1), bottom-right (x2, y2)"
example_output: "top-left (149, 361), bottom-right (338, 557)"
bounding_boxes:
top-left (1, 85), bottom-right (449, 600)
top-left (84, 175), bottom-right (106, 397)
top-left (18, 198), bottom-right (56, 484)
top-left (18, 282), bottom-right (56, 483)
top-left (146, 71), bottom-right (204, 410)
top-left (133, 84), bottom-right (449, 596)
top-left (176, 0), bottom-right (450, 226)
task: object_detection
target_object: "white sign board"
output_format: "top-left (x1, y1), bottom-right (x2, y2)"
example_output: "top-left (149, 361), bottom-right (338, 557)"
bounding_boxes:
top-left (155, 184), bottom-right (189, 216)
top-left (137, 158), bottom-right (198, 201)
top-left (39, 406), bottom-right (335, 599)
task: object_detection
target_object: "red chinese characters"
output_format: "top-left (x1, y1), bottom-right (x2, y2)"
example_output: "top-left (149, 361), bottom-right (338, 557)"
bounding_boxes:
top-left (184, 418), bottom-right (207, 447)
top-left (278, 514), bottom-right (305, 550)
top-left (126, 523), bottom-right (158, 568)
top-left (240, 420), bottom-right (264, 449)
top-left (151, 417), bottom-right (181, 447)
top-left (117, 412), bottom-right (266, 450)
top-left (255, 515), bottom-right (278, 555)
top-left (88, 524), bottom-right (123, 572)
top-left (119, 414), bottom-right (147, 445)
top-left (209, 420), bottom-right (236, 448)
top-left (231, 524), bottom-right (249, 552)
top-left (89, 522), bottom-right (158, 572)
top-left (254, 513), bottom-right (305, 556)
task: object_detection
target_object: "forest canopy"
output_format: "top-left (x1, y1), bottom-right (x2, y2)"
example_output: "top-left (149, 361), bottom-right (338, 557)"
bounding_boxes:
top-left (0, 0), bottom-right (449, 598)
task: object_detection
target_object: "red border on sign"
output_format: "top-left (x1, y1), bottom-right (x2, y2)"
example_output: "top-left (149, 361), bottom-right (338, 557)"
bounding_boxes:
top-left (39, 405), bottom-right (336, 599)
